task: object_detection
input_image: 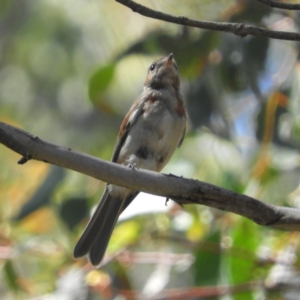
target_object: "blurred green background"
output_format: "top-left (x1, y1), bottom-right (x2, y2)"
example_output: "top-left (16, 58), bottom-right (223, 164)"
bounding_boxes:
top-left (1, 0), bottom-right (300, 299)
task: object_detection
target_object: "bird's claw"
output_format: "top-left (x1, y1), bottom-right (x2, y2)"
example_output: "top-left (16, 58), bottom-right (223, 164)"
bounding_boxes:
top-left (129, 163), bottom-right (137, 169)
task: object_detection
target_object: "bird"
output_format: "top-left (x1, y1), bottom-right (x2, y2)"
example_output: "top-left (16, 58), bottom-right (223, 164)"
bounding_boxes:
top-left (73, 53), bottom-right (187, 267)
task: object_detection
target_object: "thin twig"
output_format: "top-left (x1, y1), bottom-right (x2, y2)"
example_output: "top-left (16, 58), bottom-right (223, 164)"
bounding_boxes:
top-left (257, 0), bottom-right (300, 10)
top-left (116, 0), bottom-right (300, 41)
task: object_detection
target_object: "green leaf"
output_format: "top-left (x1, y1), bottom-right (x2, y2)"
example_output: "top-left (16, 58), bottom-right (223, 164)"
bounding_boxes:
top-left (229, 218), bottom-right (260, 300)
top-left (4, 260), bottom-right (21, 292)
top-left (193, 231), bottom-right (221, 286)
top-left (88, 63), bottom-right (116, 104)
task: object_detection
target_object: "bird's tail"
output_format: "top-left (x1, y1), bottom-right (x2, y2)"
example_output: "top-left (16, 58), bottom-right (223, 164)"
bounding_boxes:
top-left (73, 189), bottom-right (124, 266)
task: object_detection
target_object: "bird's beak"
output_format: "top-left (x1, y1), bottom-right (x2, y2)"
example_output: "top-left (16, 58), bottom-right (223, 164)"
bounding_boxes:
top-left (166, 53), bottom-right (174, 66)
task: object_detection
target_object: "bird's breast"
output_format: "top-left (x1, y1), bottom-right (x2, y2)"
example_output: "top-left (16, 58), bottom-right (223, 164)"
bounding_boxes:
top-left (118, 99), bottom-right (185, 172)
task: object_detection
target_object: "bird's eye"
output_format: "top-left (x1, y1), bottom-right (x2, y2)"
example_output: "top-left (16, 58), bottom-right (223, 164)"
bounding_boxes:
top-left (149, 64), bottom-right (155, 71)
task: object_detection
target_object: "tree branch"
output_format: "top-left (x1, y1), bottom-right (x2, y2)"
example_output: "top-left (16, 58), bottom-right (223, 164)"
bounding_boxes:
top-left (257, 0), bottom-right (300, 10)
top-left (116, 0), bottom-right (300, 41)
top-left (1, 121), bottom-right (300, 231)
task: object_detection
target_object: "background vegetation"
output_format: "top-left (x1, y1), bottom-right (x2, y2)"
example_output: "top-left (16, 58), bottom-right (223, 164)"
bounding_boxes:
top-left (1, 0), bottom-right (300, 299)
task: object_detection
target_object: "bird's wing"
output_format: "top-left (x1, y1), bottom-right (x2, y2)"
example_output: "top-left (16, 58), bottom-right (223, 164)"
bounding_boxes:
top-left (109, 95), bottom-right (150, 213)
top-left (111, 94), bottom-right (148, 163)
